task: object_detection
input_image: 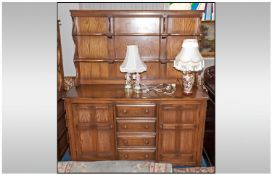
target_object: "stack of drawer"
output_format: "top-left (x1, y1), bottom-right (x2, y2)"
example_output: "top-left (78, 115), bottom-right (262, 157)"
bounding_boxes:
top-left (116, 104), bottom-right (157, 160)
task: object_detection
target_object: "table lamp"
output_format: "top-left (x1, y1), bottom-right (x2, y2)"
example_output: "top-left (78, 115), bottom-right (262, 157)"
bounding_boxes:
top-left (173, 39), bottom-right (204, 95)
top-left (120, 45), bottom-right (147, 92)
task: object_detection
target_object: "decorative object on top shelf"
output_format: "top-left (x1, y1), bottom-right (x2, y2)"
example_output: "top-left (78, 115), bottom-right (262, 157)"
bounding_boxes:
top-left (174, 39), bottom-right (204, 95)
top-left (120, 45), bottom-right (147, 93)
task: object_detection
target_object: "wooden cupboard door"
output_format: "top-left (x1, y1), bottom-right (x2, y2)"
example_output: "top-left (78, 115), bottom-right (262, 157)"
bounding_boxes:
top-left (158, 103), bottom-right (204, 166)
top-left (72, 104), bottom-right (115, 160)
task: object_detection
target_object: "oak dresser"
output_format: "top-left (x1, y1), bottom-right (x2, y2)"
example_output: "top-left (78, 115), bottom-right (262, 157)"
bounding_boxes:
top-left (63, 10), bottom-right (208, 166)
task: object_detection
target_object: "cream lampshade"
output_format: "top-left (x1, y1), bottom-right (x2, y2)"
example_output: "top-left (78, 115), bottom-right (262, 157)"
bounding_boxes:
top-left (120, 45), bottom-right (147, 91)
top-left (173, 39), bottom-right (204, 94)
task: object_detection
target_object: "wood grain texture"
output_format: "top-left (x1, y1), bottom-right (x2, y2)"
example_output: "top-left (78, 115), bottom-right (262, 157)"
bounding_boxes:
top-left (79, 62), bottom-right (109, 80)
top-left (114, 17), bottom-right (160, 33)
top-left (114, 36), bottom-right (160, 60)
top-left (74, 17), bottom-right (109, 34)
top-left (167, 17), bottom-right (199, 34)
top-left (77, 36), bottom-right (109, 59)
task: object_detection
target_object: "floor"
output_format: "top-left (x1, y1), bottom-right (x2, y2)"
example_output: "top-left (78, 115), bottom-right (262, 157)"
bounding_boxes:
top-left (61, 149), bottom-right (212, 168)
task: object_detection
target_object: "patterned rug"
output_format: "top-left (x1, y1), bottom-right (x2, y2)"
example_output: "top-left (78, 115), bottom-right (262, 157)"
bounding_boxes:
top-left (58, 161), bottom-right (172, 173)
top-left (173, 167), bottom-right (215, 173)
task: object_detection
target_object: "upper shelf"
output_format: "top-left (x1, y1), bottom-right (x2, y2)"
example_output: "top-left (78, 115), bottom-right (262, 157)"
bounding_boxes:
top-left (70, 10), bottom-right (204, 17)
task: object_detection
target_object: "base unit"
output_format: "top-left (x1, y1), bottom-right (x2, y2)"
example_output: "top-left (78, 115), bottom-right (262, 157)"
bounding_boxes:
top-left (64, 85), bottom-right (207, 166)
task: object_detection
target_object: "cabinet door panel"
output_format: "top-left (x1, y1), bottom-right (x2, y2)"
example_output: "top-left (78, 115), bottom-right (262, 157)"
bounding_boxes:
top-left (158, 103), bottom-right (203, 166)
top-left (72, 104), bottom-right (115, 160)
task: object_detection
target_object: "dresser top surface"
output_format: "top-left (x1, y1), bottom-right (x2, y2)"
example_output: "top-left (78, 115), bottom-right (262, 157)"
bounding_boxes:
top-left (64, 84), bottom-right (208, 101)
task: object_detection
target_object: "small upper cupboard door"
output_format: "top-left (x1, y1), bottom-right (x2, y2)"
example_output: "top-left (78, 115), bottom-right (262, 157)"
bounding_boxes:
top-left (72, 104), bottom-right (115, 160)
top-left (167, 17), bottom-right (200, 34)
top-left (73, 17), bottom-right (109, 34)
top-left (158, 103), bottom-right (204, 166)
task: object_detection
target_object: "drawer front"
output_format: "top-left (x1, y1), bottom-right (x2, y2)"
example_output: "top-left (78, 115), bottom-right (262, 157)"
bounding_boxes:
top-left (117, 120), bottom-right (156, 132)
top-left (116, 105), bottom-right (156, 117)
top-left (118, 135), bottom-right (156, 147)
top-left (118, 150), bottom-right (155, 160)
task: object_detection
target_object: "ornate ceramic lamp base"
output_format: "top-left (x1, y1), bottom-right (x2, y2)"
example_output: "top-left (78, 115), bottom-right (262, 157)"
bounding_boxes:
top-left (182, 72), bottom-right (195, 95)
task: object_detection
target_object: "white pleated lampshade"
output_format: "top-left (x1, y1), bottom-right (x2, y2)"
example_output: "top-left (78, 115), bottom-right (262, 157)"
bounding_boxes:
top-left (120, 45), bottom-right (147, 73)
top-left (173, 39), bottom-right (204, 72)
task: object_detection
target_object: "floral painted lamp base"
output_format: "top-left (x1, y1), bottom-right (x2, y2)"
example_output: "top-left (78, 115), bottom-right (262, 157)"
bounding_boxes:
top-left (182, 72), bottom-right (195, 95)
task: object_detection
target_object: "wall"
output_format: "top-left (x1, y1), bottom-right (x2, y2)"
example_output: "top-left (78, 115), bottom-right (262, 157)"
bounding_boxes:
top-left (58, 3), bottom-right (79, 76)
top-left (58, 3), bottom-right (215, 76)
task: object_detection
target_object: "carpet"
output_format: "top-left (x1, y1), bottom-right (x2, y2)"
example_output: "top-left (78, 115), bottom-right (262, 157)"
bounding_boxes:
top-left (173, 167), bottom-right (215, 173)
top-left (58, 161), bottom-right (172, 173)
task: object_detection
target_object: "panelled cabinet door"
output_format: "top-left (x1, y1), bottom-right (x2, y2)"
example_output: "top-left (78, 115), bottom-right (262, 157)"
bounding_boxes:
top-left (158, 103), bottom-right (204, 166)
top-left (72, 104), bottom-right (115, 160)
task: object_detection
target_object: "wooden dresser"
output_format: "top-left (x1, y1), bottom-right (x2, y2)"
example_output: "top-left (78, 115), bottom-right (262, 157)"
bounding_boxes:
top-left (64, 10), bottom-right (208, 166)
top-left (57, 20), bottom-right (68, 160)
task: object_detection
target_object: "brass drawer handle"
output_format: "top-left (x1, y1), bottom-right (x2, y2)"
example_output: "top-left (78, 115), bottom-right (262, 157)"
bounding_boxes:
top-left (145, 109), bottom-right (149, 113)
top-left (144, 139), bottom-right (150, 145)
top-left (123, 124), bottom-right (127, 129)
top-left (123, 109), bottom-right (127, 114)
top-left (124, 154), bottom-right (128, 159)
top-left (145, 124), bottom-right (149, 129)
top-left (145, 154), bottom-right (149, 158)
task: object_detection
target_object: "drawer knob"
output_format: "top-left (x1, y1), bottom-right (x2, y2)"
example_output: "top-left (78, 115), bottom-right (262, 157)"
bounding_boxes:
top-left (145, 125), bottom-right (149, 129)
top-left (124, 154), bottom-right (128, 159)
top-left (123, 109), bottom-right (127, 113)
top-left (123, 140), bottom-right (128, 144)
top-left (144, 139), bottom-right (150, 145)
top-left (145, 154), bottom-right (149, 158)
top-left (123, 124), bottom-right (127, 129)
top-left (145, 109), bottom-right (149, 113)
